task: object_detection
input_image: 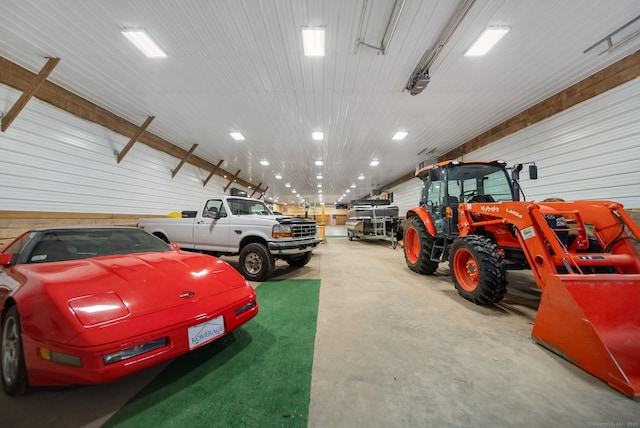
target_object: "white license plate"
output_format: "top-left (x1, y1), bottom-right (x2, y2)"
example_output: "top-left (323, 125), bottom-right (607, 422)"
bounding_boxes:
top-left (188, 316), bottom-right (225, 349)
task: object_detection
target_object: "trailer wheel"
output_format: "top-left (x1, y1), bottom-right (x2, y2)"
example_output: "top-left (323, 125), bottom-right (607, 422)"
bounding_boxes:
top-left (1, 306), bottom-right (29, 396)
top-left (239, 243), bottom-right (275, 282)
top-left (449, 235), bottom-right (507, 304)
top-left (284, 252), bottom-right (312, 268)
top-left (404, 217), bottom-right (439, 274)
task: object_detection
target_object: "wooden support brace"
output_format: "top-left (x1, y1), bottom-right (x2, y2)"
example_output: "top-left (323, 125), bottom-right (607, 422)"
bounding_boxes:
top-left (203, 159), bottom-right (224, 187)
top-left (223, 170), bottom-right (242, 192)
top-left (261, 186), bottom-right (269, 198)
top-left (249, 182), bottom-right (262, 198)
top-left (171, 143), bottom-right (199, 178)
top-left (2, 57), bottom-right (60, 132)
top-left (117, 116), bottom-right (155, 163)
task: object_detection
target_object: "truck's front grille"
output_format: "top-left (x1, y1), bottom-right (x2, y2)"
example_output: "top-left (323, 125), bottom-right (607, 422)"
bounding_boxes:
top-left (292, 223), bottom-right (317, 238)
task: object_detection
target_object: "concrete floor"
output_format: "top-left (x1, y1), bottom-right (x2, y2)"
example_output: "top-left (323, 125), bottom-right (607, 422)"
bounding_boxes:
top-left (1, 226), bottom-right (639, 427)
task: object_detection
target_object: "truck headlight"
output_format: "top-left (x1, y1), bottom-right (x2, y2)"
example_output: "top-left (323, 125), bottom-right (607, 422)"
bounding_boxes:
top-left (272, 224), bottom-right (293, 238)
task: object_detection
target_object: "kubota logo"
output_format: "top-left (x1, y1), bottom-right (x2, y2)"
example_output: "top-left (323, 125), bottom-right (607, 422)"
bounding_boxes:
top-left (481, 205), bottom-right (499, 213)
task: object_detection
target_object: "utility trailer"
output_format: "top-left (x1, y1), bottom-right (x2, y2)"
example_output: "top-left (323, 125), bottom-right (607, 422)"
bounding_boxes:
top-left (345, 199), bottom-right (399, 248)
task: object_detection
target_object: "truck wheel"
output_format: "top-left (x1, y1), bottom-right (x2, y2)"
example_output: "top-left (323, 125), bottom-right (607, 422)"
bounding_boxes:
top-left (239, 243), bottom-right (275, 282)
top-left (404, 217), bottom-right (439, 274)
top-left (1, 306), bottom-right (29, 396)
top-left (284, 252), bottom-right (312, 268)
top-left (449, 235), bottom-right (507, 305)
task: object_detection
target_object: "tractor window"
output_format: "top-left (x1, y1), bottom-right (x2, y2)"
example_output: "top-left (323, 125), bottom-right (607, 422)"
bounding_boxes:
top-left (423, 179), bottom-right (446, 235)
top-left (447, 164), bottom-right (513, 202)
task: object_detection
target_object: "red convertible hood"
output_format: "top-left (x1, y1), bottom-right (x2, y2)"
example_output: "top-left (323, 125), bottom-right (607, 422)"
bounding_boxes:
top-left (22, 251), bottom-right (247, 318)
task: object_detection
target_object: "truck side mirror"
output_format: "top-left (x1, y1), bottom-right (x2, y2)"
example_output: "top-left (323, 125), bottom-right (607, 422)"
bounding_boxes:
top-left (529, 164), bottom-right (538, 180)
top-left (203, 207), bottom-right (220, 219)
top-left (429, 168), bottom-right (439, 181)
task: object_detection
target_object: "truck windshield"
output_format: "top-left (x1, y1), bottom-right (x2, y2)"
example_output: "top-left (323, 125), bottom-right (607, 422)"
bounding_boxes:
top-left (227, 198), bottom-right (272, 215)
top-left (447, 164), bottom-right (513, 203)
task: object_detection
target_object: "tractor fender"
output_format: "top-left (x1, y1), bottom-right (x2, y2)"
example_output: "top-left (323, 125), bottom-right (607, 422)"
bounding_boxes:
top-left (406, 207), bottom-right (437, 237)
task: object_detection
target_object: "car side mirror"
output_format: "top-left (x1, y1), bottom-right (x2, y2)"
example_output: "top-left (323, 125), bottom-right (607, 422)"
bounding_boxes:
top-left (529, 164), bottom-right (538, 180)
top-left (0, 253), bottom-right (13, 266)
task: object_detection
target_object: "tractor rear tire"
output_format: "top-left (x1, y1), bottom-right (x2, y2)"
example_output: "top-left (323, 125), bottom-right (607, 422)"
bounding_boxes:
top-left (449, 235), bottom-right (507, 304)
top-left (404, 217), bottom-right (439, 275)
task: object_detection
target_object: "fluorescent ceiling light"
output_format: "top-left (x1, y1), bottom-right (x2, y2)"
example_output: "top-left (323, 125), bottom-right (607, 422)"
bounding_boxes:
top-left (392, 131), bottom-right (408, 140)
top-left (285, 183), bottom-right (291, 188)
top-left (302, 27), bottom-right (325, 56)
top-left (369, 160), bottom-right (380, 166)
top-left (465, 27), bottom-right (510, 56)
top-left (121, 29), bottom-right (167, 58)
top-left (315, 160), bottom-right (323, 166)
top-left (316, 175), bottom-right (323, 179)
top-left (260, 160), bottom-right (269, 166)
top-left (229, 132), bottom-right (245, 140)
top-left (358, 174), bottom-right (365, 180)
top-left (350, 184), bottom-right (356, 188)
top-left (312, 131), bottom-right (324, 140)
top-left (317, 184), bottom-right (322, 187)
top-left (346, 189), bottom-right (350, 193)
top-left (275, 174), bottom-right (282, 179)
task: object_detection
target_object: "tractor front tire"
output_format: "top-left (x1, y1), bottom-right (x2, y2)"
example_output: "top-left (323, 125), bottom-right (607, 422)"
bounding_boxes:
top-left (404, 217), bottom-right (439, 275)
top-left (449, 235), bottom-right (507, 304)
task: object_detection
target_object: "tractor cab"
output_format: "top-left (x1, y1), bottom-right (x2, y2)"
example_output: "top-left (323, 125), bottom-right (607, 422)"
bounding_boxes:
top-left (416, 160), bottom-right (514, 237)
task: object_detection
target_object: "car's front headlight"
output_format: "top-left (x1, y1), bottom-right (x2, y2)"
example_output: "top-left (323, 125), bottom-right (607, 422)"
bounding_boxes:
top-left (272, 224), bottom-right (293, 238)
top-left (68, 293), bottom-right (129, 326)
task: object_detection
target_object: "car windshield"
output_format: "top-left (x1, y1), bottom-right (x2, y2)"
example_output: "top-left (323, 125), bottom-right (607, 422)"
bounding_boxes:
top-left (24, 228), bottom-right (172, 264)
top-left (226, 198), bottom-right (272, 215)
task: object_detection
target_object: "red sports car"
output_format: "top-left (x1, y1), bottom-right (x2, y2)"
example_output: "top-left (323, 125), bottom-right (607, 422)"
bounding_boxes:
top-left (0, 226), bottom-right (258, 395)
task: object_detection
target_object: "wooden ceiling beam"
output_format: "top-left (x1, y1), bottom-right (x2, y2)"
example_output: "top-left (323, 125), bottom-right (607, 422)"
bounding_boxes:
top-left (117, 115), bottom-right (155, 163)
top-left (249, 182), bottom-right (262, 198)
top-left (203, 159), bottom-right (224, 187)
top-left (171, 143), bottom-right (198, 178)
top-left (2, 57), bottom-right (59, 132)
top-left (223, 170), bottom-right (242, 192)
top-left (0, 56), bottom-right (263, 194)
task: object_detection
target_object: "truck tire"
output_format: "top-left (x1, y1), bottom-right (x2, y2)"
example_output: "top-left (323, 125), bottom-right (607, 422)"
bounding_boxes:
top-left (1, 306), bottom-right (29, 396)
top-left (404, 217), bottom-right (439, 274)
top-left (239, 242), bottom-right (275, 282)
top-left (449, 235), bottom-right (507, 304)
top-left (284, 252), bottom-right (312, 268)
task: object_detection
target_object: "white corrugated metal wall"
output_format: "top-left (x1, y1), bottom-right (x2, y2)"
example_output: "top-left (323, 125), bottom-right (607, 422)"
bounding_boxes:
top-left (0, 85), bottom-right (241, 215)
top-left (388, 78), bottom-right (640, 210)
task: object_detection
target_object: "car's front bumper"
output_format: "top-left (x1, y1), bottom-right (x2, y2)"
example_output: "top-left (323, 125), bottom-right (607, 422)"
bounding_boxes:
top-left (22, 287), bottom-right (258, 387)
top-left (268, 237), bottom-right (320, 255)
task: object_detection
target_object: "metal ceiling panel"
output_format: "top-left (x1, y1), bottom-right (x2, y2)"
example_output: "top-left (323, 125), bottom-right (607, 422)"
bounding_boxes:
top-left (1, 0), bottom-right (638, 205)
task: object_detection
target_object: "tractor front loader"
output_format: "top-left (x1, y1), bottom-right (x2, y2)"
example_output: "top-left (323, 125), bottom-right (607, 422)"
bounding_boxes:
top-left (404, 159), bottom-right (640, 398)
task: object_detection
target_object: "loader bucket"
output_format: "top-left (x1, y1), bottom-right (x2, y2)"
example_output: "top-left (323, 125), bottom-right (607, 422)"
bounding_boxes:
top-left (531, 274), bottom-right (640, 398)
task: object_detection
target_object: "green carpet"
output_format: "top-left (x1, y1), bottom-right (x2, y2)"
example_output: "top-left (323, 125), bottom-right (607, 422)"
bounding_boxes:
top-left (103, 279), bottom-right (320, 428)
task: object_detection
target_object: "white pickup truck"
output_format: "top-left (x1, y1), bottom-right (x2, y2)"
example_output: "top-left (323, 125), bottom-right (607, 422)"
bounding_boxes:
top-left (138, 196), bottom-right (320, 281)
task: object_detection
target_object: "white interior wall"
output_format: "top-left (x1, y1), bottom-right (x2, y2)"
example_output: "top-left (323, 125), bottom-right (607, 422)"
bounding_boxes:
top-left (0, 85), bottom-right (247, 215)
top-left (388, 78), bottom-right (640, 210)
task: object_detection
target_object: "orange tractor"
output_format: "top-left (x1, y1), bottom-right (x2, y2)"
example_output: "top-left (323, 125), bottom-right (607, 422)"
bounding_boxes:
top-left (404, 159), bottom-right (640, 398)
